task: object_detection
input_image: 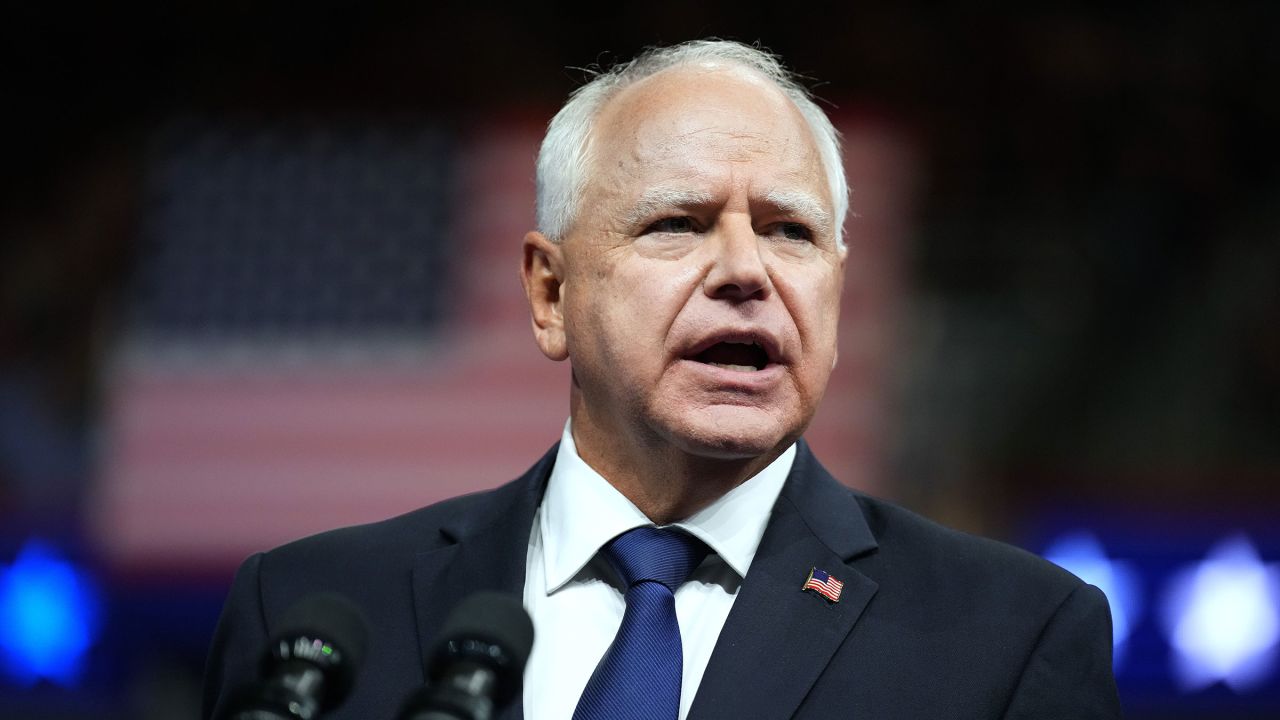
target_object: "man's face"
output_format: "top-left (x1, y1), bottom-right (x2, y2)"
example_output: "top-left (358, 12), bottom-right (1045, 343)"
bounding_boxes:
top-left (539, 65), bottom-right (845, 462)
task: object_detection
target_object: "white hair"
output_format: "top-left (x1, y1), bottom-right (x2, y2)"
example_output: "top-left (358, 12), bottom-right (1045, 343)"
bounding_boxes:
top-left (535, 40), bottom-right (849, 247)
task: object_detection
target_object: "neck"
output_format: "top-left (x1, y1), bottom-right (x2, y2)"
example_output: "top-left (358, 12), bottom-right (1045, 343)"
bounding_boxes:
top-left (568, 397), bottom-right (785, 525)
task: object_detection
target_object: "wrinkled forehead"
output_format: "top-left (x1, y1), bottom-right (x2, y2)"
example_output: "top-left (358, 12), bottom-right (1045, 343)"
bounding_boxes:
top-left (587, 64), bottom-right (830, 195)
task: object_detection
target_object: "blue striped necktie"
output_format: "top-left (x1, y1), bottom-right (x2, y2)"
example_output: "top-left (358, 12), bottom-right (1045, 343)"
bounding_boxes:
top-left (573, 526), bottom-right (710, 720)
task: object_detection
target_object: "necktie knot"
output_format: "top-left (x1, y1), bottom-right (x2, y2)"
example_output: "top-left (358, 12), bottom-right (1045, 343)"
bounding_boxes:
top-left (604, 526), bottom-right (709, 592)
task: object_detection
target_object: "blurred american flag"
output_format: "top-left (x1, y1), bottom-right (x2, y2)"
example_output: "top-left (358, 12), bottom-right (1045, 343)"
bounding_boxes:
top-left (89, 114), bottom-right (915, 573)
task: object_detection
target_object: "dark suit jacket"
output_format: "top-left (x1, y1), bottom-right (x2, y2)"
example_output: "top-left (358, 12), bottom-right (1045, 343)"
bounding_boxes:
top-left (204, 441), bottom-right (1122, 719)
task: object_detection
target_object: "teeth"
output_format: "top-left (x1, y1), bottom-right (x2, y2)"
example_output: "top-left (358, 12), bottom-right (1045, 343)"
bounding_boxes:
top-left (709, 362), bottom-right (759, 372)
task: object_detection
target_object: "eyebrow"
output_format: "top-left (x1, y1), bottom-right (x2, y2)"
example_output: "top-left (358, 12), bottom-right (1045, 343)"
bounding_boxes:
top-left (621, 187), bottom-right (717, 228)
top-left (764, 189), bottom-right (834, 237)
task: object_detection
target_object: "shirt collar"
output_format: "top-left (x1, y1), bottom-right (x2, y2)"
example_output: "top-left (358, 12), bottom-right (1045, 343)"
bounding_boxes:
top-left (540, 421), bottom-right (795, 592)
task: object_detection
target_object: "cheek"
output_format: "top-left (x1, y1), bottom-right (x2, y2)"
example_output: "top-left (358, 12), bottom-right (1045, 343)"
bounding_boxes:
top-left (613, 259), bottom-right (701, 323)
top-left (782, 270), bottom-right (844, 362)
top-left (565, 260), bottom-right (691, 362)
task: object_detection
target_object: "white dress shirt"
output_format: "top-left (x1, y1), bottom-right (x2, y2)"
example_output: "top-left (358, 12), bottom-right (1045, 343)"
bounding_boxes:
top-left (522, 422), bottom-right (795, 720)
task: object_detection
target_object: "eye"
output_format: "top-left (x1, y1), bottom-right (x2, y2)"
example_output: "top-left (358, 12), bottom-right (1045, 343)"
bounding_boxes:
top-left (643, 216), bottom-right (697, 234)
top-left (773, 222), bottom-right (813, 242)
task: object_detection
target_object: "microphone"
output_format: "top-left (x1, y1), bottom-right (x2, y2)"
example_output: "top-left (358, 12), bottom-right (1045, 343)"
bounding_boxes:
top-left (222, 592), bottom-right (370, 720)
top-left (397, 592), bottom-right (535, 720)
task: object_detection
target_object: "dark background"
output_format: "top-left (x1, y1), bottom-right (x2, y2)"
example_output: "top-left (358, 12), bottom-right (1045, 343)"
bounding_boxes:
top-left (2, 2), bottom-right (1278, 718)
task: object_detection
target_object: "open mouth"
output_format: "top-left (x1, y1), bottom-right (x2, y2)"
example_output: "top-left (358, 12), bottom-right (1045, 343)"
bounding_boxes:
top-left (693, 341), bottom-right (770, 372)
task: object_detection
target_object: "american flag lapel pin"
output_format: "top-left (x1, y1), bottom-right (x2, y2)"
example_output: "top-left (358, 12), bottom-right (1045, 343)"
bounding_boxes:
top-left (802, 567), bottom-right (844, 603)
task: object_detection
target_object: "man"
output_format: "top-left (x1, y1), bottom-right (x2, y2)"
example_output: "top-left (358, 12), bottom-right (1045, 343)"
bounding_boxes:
top-left (204, 40), bottom-right (1122, 719)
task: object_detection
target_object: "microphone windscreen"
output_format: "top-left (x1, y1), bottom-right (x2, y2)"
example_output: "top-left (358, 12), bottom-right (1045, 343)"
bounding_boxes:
top-left (269, 592), bottom-right (371, 701)
top-left (430, 592), bottom-right (534, 690)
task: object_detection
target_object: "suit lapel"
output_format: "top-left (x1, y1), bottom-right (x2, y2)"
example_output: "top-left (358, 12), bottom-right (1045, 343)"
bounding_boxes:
top-left (689, 442), bottom-right (879, 720)
top-left (410, 445), bottom-right (557, 720)
top-left (403, 441), bottom-right (876, 720)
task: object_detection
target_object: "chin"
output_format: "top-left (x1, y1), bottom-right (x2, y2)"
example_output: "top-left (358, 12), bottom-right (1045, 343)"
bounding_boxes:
top-left (659, 405), bottom-right (798, 460)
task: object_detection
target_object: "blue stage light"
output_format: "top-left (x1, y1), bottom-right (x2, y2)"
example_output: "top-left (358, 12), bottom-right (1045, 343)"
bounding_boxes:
top-left (0, 540), bottom-right (101, 687)
top-left (1160, 535), bottom-right (1280, 693)
top-left (1042, 531), bottom-right (1143, 669)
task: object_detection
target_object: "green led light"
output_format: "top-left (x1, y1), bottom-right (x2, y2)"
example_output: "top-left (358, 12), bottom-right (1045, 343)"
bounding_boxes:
top-left (322, 645), bottom-right (333, 655)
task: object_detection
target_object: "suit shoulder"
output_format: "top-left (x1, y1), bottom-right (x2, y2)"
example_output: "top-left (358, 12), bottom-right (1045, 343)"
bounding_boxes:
top-left (256, 443), bottom-right (556, 571)
top-left (262, 474), bottom-right (527, 568)
top-left (853, 491), bottom-right (1083, 601)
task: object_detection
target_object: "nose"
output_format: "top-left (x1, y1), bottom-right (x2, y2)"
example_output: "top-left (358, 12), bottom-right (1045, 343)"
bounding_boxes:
top-left (703, 220), bottom-right (770, 301)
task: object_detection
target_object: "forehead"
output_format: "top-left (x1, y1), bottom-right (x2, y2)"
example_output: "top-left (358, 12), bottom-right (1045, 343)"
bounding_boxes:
top-left (586, 65), bottom-right (830, 202)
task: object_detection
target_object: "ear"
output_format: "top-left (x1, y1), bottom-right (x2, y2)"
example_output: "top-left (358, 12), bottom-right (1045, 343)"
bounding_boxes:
top-left (520, 231), bottom-right (569, 361)
top-left (832, 242), bottom-right (848, 372)
top-left (833, 239), bottom-right (849, 295)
